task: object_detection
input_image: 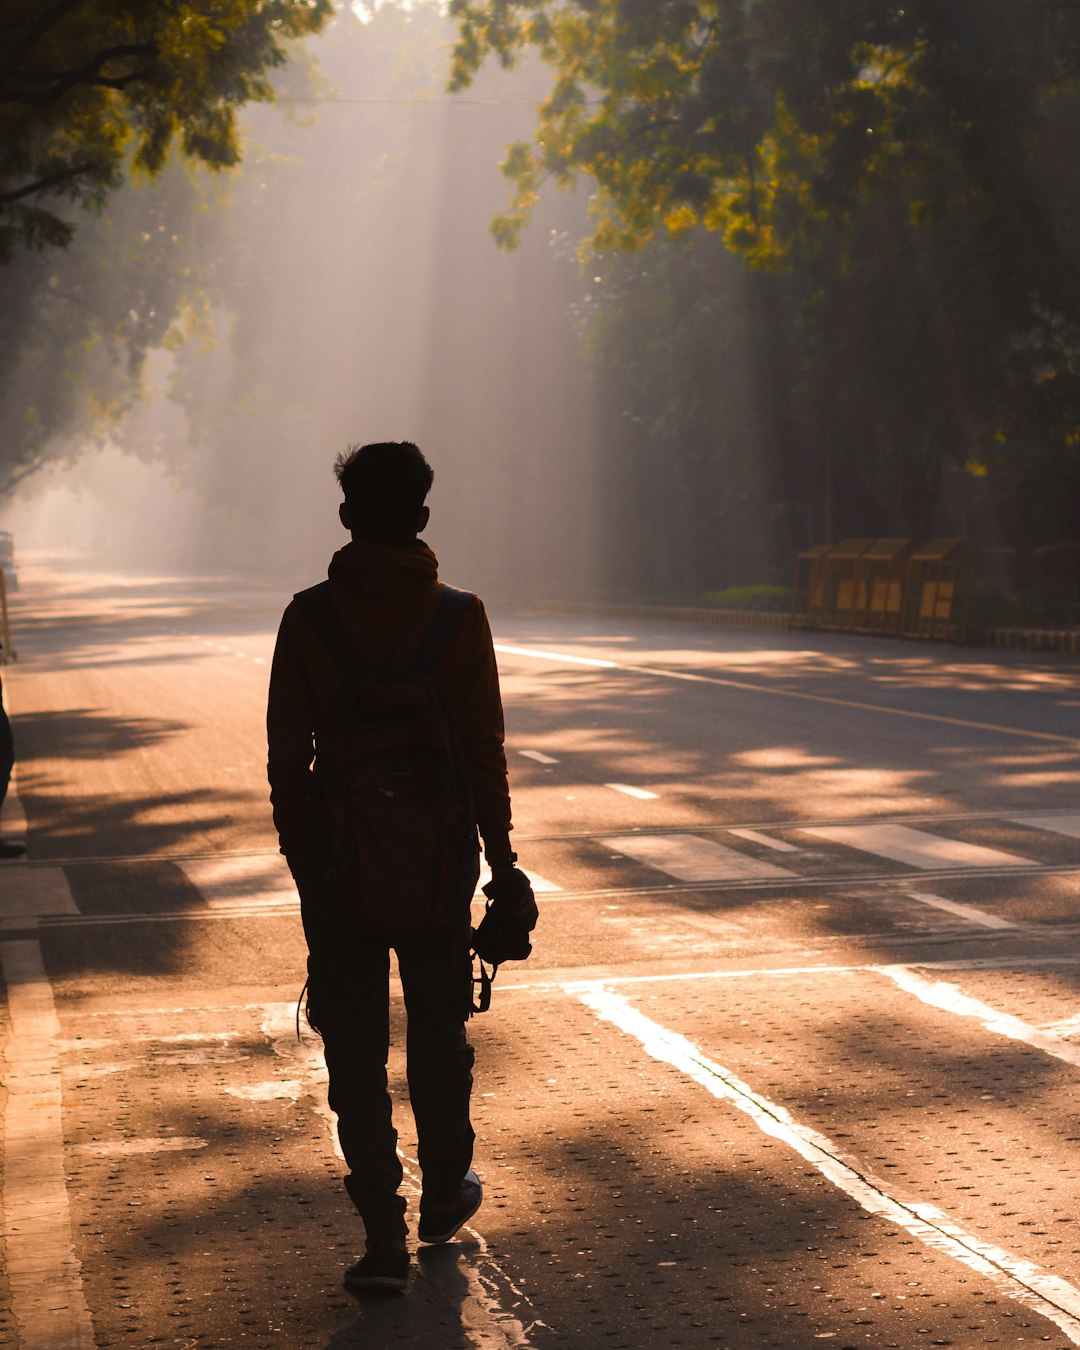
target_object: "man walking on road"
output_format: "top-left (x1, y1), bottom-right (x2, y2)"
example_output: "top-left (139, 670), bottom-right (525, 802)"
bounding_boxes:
top-left (267, 441), bottom-right (527, 1292)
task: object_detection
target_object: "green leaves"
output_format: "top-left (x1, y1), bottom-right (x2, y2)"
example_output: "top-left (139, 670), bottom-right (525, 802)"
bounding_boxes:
top-left (0, 0), bottom-right (331, 260)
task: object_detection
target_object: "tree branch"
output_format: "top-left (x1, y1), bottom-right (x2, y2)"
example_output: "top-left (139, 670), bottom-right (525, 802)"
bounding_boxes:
top-left (0, 453), bottom-right (51, 499)
top-left (0, 161), bottom-right (100, 206)
top-left (0, 43), bottom-right (159, 107)
top-left (1, 0), bottom-right (96, 76)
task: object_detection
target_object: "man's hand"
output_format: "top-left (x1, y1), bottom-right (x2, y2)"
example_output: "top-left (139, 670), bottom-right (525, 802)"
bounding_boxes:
top-left (474, 864), bottom-right (538, 965)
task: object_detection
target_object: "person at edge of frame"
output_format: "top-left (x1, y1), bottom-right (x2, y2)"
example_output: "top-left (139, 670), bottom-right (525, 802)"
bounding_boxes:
top-left (266, 440), bottom-right (525, 1293)
top-left (0, 564), bottom-right (26, 860)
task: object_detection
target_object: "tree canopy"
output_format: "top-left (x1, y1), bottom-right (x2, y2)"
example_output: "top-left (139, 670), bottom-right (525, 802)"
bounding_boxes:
top-left (449, 1), bottom-right (1080, 263)
top-left (0, 0), bottom-right (330, 259)
top-left (450, 0), bottom-right (1080, 565)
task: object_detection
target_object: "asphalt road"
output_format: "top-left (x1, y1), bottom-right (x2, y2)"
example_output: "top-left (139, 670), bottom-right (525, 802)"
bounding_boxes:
top-left (2, 554), bottom-right (1080, 1350)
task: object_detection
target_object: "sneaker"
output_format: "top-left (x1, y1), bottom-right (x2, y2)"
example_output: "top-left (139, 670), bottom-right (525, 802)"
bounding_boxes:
top-left (343, 1243), bottom-right (409, 1293)
top-left (0, 839), bottom-right (26, 859)
top-left (417, 1170), bottom-right (482, 1245)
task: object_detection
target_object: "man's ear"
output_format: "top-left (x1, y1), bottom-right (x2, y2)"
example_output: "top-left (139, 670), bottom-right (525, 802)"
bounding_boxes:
top-left (338, 501), bottom-right (352, 532)
top-left (417, 505), bottom-right (430, 533)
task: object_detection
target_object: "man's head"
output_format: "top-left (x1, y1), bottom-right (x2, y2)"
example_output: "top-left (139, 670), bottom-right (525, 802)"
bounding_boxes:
top-left (334, 441), bottom-right (434, 544)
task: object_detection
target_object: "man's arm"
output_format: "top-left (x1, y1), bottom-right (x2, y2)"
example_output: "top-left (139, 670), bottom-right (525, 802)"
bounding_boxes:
top-left (266, 605), bottom-right (316, 860)
top-left (455, 598), bottom-right (513, 865)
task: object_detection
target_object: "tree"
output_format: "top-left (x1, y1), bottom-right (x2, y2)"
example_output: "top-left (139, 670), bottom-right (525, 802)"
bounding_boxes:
top-left (0, 0), bottom-right (330, 259)
top-left (450, 0), bottom-right (1080, 555)
top-left (449, 1), bottom-right (1080, 262)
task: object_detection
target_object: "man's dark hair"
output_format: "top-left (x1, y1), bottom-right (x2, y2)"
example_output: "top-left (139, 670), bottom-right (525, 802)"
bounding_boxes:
top-left (334, 441), bottom-right (434, 542)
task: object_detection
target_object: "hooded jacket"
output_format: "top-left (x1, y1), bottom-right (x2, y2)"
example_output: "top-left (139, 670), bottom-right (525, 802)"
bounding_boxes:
top-left (267, 539), bottom-right (512, 870)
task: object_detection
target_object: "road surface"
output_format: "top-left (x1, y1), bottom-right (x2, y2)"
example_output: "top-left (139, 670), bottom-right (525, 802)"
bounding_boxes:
top-left (2, 554), bottom-right (1080, 1349)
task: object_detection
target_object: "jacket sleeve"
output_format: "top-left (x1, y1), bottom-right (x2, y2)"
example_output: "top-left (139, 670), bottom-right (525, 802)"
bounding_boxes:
top-left (266, 605), bottom-right (315, 858)
top-left (456, 598), bottom-right (513, 864)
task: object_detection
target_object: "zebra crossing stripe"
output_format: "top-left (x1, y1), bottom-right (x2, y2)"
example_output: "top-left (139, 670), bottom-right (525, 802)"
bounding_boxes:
top-left (802, 822), bottom-right (1031, 871)
top-left (1010, 813), bottom-right (1080, 842)
top-left (600, 832), bottom-right (795, 882)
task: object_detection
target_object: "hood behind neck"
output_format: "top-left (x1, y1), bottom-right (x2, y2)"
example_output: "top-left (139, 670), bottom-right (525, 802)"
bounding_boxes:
top-left (327, 538), bottom-right (439, 599)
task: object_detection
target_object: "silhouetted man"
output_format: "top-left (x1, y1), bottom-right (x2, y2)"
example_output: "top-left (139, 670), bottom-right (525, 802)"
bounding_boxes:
top-left (267, 441), bottom-right (521, 1291)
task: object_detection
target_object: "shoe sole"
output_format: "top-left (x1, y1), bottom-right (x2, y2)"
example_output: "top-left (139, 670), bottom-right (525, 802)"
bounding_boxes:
top-left (343, 1273), bottom-right (408, 1293)
top-left (417, 1187), bottom-right (483, 1245)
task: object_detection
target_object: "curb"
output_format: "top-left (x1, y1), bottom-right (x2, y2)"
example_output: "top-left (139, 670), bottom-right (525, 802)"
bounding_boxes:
top-left (974, 626), bottom-right (1080, 654)
top-left (525, 599), bottom-right (791, 629)
top-left (521, 600), bottom-right (1080, 655)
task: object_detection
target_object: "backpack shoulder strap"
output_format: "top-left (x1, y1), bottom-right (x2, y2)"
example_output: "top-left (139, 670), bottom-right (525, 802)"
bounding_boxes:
top-left (293, 581), bottom-right (369, 676)
top-left (410, 584), bottom-right (474, 676)
top-left (293, 579), bottom-right (473, 679)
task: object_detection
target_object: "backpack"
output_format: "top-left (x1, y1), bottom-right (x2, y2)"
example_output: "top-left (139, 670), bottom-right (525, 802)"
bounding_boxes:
top-left (294, 580), bottom-right (479, 931)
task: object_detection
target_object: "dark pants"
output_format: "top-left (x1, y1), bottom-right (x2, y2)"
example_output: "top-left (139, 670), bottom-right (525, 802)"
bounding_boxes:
top-left (0, 672), bottom-right (13, 814)
top-left (302, 903), bottom-right (475, 1244)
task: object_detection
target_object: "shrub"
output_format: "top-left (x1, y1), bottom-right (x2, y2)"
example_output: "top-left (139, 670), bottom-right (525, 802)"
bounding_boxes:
top-left (701, 584), bottom-right (791, 612)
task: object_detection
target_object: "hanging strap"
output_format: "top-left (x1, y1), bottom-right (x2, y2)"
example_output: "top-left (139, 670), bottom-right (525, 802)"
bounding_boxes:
top-left (294, 580), bottom-right (474, 679)
top-left (471, 959), bottom-right (495, 1015)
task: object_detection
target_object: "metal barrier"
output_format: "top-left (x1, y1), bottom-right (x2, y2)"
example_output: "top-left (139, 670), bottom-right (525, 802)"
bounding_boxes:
top-left (792, 536), bottom-right (974, 640)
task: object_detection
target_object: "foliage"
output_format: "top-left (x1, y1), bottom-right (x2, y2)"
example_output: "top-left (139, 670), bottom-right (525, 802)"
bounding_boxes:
top-left (0, 161), bottom-right (222, 495)
top-left (0, 0), bottom-right (330, 260)
top-left (451, 0), bottom-right (1080, 563)
top-left (701, 584), bottom-right (790, 611)
top-left (449, 1), bottom-right (1080, 262)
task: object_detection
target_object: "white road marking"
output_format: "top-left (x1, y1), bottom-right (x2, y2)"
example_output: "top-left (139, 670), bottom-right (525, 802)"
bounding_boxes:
top-left (0, 867), bottom-right (79, 919)
top-left (493, 642), bottom-right (1080, 747)
top-left (74, 1136), bottom-right (207, 1155)
top-left (476, 865), bottom-right (561, 894)
top-left (179, 854), bottom-right (297, 906)
top-left (605, 783), bottom-right (659, 800)
top-left (519, 749), bottom-right (559, 764)
top-left (569, 982), bottom-right (1080, 1344)
top-left (905, 890), bottom-right (1017, 929)
top-left (0, 939), bottom-right (95, 1349)
top-left (873, 964), bottom-right (1080, 1070)
top-left (803, 822), bottom-right (1031, 870)
top-left (727, 827), bottom-right (801, 853)
top-left (1010, 812), bottom-right (1080, 841)
top-left (1043, 1013), bottom-right (1080, 1038)
top-left (494, 644), bottom-right (617, 669)
top-left (601, 832), bottom-right (795, 882)
top-left (225, 1080), bottom-right (304, 1102)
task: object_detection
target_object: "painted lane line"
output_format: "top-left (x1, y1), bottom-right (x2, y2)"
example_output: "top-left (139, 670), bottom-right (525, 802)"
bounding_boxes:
top-left (494, 644), bottom-right (617, 669)
top-left (873, 964), bottom-right (1080, 1070)
top-left (179, 854), bottom-right (297, 906)
top-left (1, 939), bottom-right (96, 1349)
top-left (476, 865), bottom-right (562, 894)
top-left (601, 831), bottom-right (795, 882)
top-left (519, 749), bottom-right (559, 764)
top-left (1010, 812), bottom-right (1080, 842)
top-left (803, 822), bottom-right (1031, 871)
top-left (906, 890), bottom-right (1017, 929)
top-left (493, 643), bottom-right (1080, 747)
top-left (727, 827), bottom-right (801, 853)
top-left (569, 982), bottom-right (1080, 1344)
top-left (0, 867), bottom-right (79, 920)
top-left (605, 783), bottom-right (659, 801)
top-left (262, 1004), bottom-right (542, 1346)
